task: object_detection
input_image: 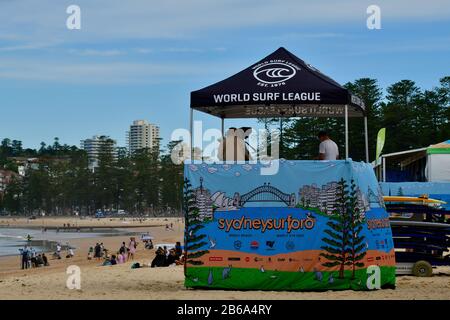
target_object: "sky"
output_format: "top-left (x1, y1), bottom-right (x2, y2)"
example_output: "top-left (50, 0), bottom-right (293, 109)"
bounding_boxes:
top-left (0, 0), bottom-right (449, 150)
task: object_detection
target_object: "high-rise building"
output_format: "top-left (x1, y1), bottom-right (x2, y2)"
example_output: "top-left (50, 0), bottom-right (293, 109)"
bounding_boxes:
top-left (80, 135), bottom-right (117, 169)
top-left (127, 120), bottom-right (160, 154)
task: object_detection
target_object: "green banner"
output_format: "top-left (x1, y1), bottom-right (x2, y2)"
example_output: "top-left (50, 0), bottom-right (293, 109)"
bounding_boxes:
top-left (376, 128), bottom-right (386, 160)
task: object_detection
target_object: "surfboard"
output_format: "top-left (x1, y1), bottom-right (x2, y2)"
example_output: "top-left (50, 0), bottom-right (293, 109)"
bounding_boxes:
top-left (383, 196), bottom-right (447, 205)
top-left (390, 220), bottom-right (450, 229)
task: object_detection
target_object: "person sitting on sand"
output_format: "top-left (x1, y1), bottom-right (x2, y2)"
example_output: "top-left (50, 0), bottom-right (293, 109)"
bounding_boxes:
top-left (175, 242), bottom-right (182, 258)
top-left (117, 252), bottom-right (125, 264)
top-left (151, 247), bottom-right (167, 268)
top-left (56, 243), bottom-right (62, 259)
top-left (87, 247), bottom-right (94, 260)
top-left (42, 253), bottom-right (49, 266)
top-left (36, 254), bottom-right (44, 267)
top-left (102, 258), bottom-right (112, 266)
top-left (66, 248), bottom-right (74, 259)
top-left (165, 249), bottom-right (179, 266)
top-left (110, 255), bottom-right (117, 265)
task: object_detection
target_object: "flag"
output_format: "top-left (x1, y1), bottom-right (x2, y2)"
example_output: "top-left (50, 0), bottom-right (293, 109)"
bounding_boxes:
top-left (376, 128), bottom-right (386, 160)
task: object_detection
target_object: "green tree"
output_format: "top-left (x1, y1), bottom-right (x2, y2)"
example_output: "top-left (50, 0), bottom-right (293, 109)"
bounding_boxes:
top-left (3, 177), bottom-right (23, 213)
top-left (184, 178), bottom-right (209, 266)
top-left (344, 78), bottom-right (383, 161)
top-left (94, 137), bottom-right (117, 211)
top-left (381, 80), bottom-right (422, 153)
top-left (345, 180), bottom-right (366, 279)
top-left (160, 141), bottom-right (183, 213)
top-left (320, 178), bottom-right (350, 279)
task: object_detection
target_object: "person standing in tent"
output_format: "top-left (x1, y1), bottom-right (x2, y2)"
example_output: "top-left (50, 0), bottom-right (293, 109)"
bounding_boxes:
top-left (317, 131), bottom-right (339, 160)
top-left (218, 127), bottom-right (252, 161)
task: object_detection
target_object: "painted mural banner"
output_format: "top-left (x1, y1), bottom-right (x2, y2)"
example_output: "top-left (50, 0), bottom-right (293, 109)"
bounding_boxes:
top-left (184, 160), bottom-right (396, 291)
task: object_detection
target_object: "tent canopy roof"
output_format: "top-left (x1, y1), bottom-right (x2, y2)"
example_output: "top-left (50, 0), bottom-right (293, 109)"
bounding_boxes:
top-left (427, 139), bottom-right (450, 154)
top-left (190, 47), bottom-right (365, 119)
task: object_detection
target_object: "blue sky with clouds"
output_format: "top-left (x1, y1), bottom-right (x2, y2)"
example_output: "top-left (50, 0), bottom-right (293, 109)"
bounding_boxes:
top-left (1, 0), bottom-right (449, 149)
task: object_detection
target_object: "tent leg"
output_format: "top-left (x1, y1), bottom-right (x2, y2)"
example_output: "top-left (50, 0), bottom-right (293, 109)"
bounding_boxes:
top-left (364, 116), bottom-right (369, 163)
top-left (190, 108), bottom-right (193, 160)
top-left (221, 118), bottom-right (224, 138)
top-left (382, 156), bottom-right (386, 182)
top-left (345, 105), bottom-right (349, 159)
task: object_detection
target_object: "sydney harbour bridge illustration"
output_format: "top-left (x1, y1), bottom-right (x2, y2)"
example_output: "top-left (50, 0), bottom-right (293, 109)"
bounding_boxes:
top-left (232, 183), bottom-right (296, 208)
top-left (195, 176), bottom-right (376, 220)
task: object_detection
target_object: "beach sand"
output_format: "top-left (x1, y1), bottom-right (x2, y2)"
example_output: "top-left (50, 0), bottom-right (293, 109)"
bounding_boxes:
top-left (0, 217), bottom-right (449, 300)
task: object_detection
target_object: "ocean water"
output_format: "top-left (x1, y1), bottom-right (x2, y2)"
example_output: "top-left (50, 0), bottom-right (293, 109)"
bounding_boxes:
top-left (0, 227), bottom-right (136, 257)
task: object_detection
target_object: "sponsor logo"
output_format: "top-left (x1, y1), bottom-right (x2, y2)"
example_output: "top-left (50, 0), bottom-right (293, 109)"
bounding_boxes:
top-left (227, 257), bottom-right (241, 261)
top-left (288, 258), bottom-right (299, 262)
top-left (209, 257), bottom-right (223, 262)
top-left (250, 240), bottom-right (259, 249)
top-left (285, 241), bottom-right (295, 250)
top-left (266, 241), bottom-right (275, 249)
top-left (245, 257), bottom-right (250, 262)
top-left (253, 61), bottom-right (298, 85)
top-left (367, 257), bottom-right (374, 262)
top-left (277, 258), bottom-right (286, 262)
top-left (234, 240), bottom-right (242, 250)
top-left (254, 257), bottom-right (263, 262)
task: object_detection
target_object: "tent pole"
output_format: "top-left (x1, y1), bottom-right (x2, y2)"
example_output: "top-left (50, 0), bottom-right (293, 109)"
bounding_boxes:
top-left (364, 116), bottom-right (369, 163)
top-left (221, 117), bottom-right (224, 138)
top-left (344, 105), bottom-right (349, 159)
top-left (382, 156), bottom-right (386, 182)
top-left (190, 108), bottom-right (193, 160)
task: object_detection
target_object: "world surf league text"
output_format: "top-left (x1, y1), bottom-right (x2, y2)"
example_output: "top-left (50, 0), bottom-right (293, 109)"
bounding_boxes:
top-left (218, 214), bottom-right (316, 233)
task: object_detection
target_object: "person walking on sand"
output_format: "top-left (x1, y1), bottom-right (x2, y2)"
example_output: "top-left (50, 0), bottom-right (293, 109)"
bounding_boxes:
top-left (119, 241), bottom-right (127, 261)
top-left (128, 237), bottom-right (137, 260)
top-left (20, 245), bottom-right (29, 270)
top-left (94, 243), bottom-right (101, 259)
top-left (317, 131), bottom-right (339, 160)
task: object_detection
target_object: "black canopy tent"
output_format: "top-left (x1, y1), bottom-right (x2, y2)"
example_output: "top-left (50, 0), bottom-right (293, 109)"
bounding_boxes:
top-left (190, 47), bottom-right (368, 161)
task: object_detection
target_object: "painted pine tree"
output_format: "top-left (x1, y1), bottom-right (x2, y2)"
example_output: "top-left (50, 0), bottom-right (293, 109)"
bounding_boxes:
top-left (345, 179), bottom-right (366, 279)
top-left (320, 178), bottom-right (350, 279)
top-left (183, 178), bottom-right (209, 267)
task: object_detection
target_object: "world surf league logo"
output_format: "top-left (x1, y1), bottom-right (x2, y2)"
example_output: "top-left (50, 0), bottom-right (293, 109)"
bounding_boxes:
top-left (252, 60), bottom-right (300, 87)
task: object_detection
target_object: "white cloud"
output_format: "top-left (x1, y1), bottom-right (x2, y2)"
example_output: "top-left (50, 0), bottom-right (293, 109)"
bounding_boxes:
top-left (0, 58), bottom-right (231, 84)
top-left (134, 48), bottom-right (153, 54)
top-left (0, 41), bottom-right (58, 52)
top-left (0, 0), bottom-right (448, 44)
top-left (68, 49), bottom-right (124, 56)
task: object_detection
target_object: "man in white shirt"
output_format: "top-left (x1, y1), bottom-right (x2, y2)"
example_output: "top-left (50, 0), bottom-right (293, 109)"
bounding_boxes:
top-left (317, 131), bottom-right (339, 160)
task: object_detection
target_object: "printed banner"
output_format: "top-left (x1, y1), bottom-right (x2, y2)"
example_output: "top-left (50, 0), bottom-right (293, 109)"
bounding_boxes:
top-left (184, 160), bottom-right (396, 291)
